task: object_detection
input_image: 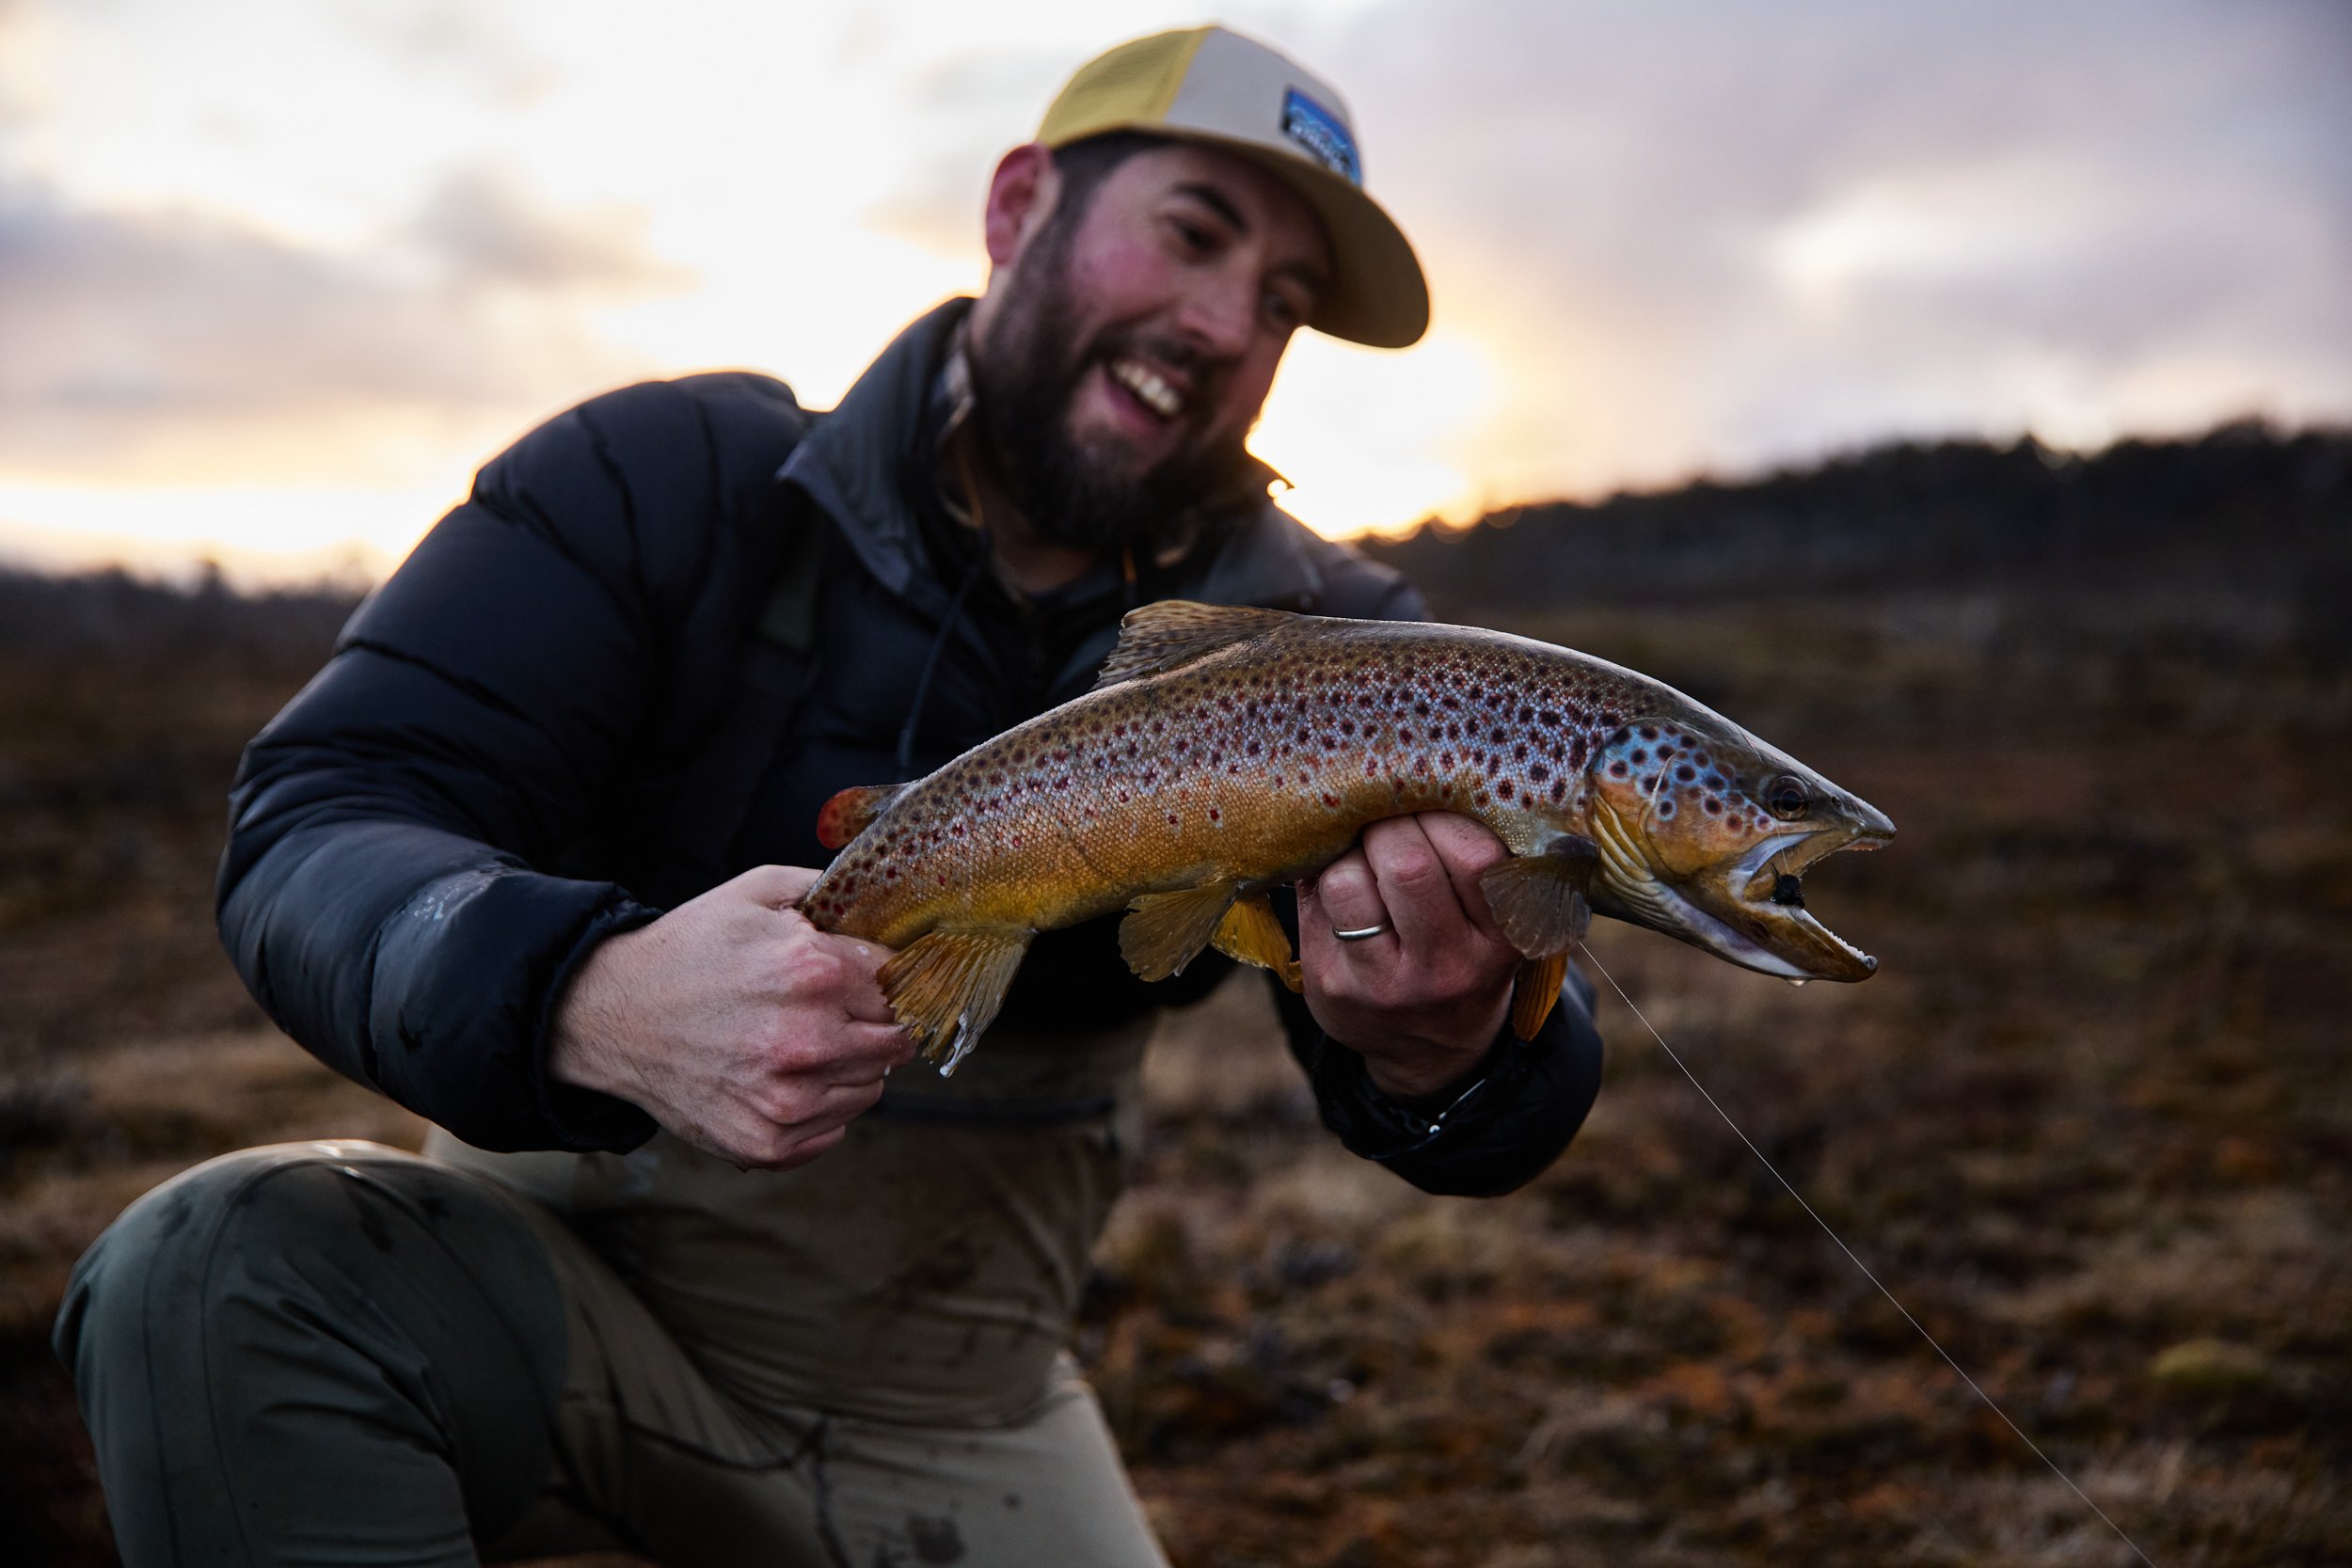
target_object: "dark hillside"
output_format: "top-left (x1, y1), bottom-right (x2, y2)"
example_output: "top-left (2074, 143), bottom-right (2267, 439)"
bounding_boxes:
top-left (1363, 423), bottom-right (2351, 646)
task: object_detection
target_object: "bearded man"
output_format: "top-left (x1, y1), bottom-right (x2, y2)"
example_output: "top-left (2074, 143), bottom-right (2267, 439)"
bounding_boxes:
top-left (57, 27), bottom-right (1604, 1566)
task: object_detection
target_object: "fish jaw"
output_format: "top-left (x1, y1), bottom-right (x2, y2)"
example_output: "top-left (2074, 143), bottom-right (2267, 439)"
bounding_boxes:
top-left (1581, 715), bottom-right (1895, 982)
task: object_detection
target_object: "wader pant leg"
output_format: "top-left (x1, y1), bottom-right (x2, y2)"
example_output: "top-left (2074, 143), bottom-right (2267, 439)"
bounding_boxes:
top-left (54, 1141), bottom-right (569, 1568)
top-left (58, 1139), bottom-right (1168, 1567)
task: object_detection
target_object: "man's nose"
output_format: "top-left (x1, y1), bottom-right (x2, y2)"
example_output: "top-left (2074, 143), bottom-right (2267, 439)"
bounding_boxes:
top-left (1172, 264), bottom-right (1259, 359)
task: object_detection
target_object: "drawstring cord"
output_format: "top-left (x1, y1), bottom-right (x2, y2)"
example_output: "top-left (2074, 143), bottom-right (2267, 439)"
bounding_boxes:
top-left (896, 439), bottom-right (991, 780)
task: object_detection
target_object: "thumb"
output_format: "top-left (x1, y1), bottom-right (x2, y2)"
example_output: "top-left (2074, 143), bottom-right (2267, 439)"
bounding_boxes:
top-left (734, 863), bottom-right (823, 911)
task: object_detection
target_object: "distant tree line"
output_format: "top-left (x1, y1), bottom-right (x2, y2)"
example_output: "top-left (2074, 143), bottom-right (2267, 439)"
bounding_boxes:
top-left (1359, 422), bottom-right (2351, 619)
top-left (0, 564), bottom-right (359, 664)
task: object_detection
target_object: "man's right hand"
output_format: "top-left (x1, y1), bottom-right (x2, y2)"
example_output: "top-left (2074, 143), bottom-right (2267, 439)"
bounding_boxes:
top-left (548, 865), bottom-right (914, 1169)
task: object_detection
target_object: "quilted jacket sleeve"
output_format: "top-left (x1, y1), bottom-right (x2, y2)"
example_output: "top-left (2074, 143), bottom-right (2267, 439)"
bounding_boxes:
top-left (215, 374), bottom-right (798, 1151)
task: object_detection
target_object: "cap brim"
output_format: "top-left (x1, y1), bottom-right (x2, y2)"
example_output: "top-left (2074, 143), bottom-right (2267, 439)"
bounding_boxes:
top-left (1193, 135), bottom-right (1430, 350)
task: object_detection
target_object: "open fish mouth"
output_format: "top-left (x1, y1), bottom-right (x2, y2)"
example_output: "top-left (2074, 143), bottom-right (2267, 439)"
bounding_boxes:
top-left (1593, 809), bottom-right (1891, 982)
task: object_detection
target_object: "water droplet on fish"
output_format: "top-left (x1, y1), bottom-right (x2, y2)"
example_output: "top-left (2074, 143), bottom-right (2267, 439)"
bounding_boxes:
top-left (1784, 977), bottom-right (1809, 989)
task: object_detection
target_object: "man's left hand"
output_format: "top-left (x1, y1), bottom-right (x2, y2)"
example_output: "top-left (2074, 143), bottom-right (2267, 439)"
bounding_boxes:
top-left (1295, 813), bottom-right (1521, 1101)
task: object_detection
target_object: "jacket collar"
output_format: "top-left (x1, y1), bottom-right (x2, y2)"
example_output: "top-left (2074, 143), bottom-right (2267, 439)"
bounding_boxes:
top-left (778, 297), bottom-right (1330, 613)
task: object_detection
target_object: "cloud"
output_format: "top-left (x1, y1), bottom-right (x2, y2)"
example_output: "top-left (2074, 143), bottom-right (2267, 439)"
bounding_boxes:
top-left (1306, 0), bottom-right (2352, 491)
top-left (0, 167), bottom-right (689, 483)
top-left (859, 46), bottom-right (1071, 258)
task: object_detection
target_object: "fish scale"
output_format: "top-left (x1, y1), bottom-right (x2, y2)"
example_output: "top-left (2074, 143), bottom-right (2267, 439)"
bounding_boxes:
top-left (801, 602), bottom-right (1894, 1069)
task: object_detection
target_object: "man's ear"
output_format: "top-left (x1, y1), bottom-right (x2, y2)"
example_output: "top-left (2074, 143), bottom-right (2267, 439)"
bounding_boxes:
top-left (982, 144), bottom-right (1061, 268)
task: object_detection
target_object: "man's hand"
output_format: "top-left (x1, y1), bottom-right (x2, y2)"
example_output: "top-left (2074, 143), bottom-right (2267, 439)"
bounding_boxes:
top-left (1295, 814), bottom-right (1521, 1101)
top-left (548, 865), bottom-right (914, 1169)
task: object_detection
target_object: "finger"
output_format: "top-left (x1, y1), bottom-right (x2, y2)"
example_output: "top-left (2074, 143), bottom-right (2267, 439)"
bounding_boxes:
top-left (1415, 812), bottom-right (1511, 942)
top-left (737, 863), bottom-right (822, 910)
top-left (824, 1019), bottom-right (915, 1073)
top-left (1362, 816), bottom-right (1471, 952)
top-left (816, 935), bottom-right (902, 1024)
top-left (1311, 847), bottom-right (1392, 939)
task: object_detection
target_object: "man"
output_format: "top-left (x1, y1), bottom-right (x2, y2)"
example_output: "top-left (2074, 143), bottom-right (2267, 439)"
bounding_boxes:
top-left (57, 26), bottom-right (1604, 1566)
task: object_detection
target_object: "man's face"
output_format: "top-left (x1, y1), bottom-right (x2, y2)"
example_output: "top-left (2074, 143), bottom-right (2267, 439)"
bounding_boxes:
top-left (970, 141), bottom-right (1333, 552)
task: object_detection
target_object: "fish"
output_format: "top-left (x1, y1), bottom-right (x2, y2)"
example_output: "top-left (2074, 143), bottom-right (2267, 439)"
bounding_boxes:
top-left (798, 601), bottom-right (1895, 1070)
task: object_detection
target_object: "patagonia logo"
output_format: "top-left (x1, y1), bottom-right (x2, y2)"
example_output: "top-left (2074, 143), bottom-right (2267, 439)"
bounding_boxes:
top-left (1280, 87), bottom-right (1359, 184)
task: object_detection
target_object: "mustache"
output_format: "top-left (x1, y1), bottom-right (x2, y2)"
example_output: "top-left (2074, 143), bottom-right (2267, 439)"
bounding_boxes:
top-left (1089, 332), bottom-right (1229, 407)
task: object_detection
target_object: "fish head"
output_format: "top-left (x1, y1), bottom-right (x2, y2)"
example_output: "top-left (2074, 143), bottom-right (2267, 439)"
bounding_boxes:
top-left (1581, 714), bottom-right (1894, 981)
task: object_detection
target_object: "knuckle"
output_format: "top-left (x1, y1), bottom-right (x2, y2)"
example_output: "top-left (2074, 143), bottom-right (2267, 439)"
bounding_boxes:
top-left (778, 943), bottom-right (844, 995)
top-left (1384, 847), bottom-right (1443, 890)
top-left (755, 1082), bottom-right (817, 1129)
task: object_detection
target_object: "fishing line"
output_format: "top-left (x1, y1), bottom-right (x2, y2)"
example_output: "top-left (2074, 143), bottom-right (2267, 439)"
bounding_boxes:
top-left (1574, 942), bottom-right (2159, 1568)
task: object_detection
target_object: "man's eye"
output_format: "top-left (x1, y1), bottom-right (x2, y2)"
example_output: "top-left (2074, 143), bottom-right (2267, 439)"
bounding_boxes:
top-left (1263, 292), bottom-right (1306, 329)
top-left (1169, 217), bottom-right (1214, 251)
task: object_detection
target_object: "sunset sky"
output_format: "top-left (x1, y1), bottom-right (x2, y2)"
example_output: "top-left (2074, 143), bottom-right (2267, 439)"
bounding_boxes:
top-left (2, 0), bottom-right (2345, 582)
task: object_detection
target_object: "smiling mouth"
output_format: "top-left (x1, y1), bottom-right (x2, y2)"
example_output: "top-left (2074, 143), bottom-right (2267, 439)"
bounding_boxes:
top-left (1108, 356), bottom-right (1187, 420)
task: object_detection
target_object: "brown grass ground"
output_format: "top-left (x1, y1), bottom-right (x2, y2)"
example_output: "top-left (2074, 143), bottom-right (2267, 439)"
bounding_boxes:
top-left (2, 584), bottom-right (2344, 1565)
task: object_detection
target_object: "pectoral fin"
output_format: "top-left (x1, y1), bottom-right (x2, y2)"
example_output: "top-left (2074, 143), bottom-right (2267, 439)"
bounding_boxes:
top-left (1120, 881), bottom-right (1240, 981)
top-left (1479, 835), bottom-right (1600, 958)
top-left (878, 926), bottom-right (1033, 1074)
top-left (1212, 892), bottom-right (1303, 992)
top-left (1510, 953), bottom-right (1568, 1040)
top-left (817, 784), bottom-right (910, 850)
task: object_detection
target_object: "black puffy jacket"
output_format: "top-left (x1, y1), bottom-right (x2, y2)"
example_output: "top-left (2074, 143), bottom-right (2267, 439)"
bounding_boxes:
top-left (218, 300), bottom-right (1602, 1194)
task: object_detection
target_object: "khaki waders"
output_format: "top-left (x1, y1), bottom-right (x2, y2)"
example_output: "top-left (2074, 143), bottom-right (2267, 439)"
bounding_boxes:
top-left (57, 1024), bottom-right (1169, 1566)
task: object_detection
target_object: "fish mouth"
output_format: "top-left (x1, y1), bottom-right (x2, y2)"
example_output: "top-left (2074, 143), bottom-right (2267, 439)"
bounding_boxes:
top-left (1591, 805), bottom-right (1891, 982)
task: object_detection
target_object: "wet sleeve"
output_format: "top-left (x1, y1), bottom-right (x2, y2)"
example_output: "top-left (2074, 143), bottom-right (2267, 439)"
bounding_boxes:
top-left (1271, 963), bottom-right (1605, 1197)
top-left (213, 388), bottom-right (728, 1152)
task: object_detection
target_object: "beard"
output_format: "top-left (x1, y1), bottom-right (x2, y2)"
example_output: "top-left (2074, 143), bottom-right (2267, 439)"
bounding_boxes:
top-left (968, 221), bottom-right (1257, 556)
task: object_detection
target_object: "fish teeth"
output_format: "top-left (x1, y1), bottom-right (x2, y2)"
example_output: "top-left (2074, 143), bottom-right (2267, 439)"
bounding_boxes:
top-left (1110, 357), bottom-right (1184, 419)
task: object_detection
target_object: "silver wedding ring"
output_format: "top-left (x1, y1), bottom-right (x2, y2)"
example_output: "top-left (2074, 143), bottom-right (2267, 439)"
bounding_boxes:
top-left (1331, 923), bottom-right (1390, 942)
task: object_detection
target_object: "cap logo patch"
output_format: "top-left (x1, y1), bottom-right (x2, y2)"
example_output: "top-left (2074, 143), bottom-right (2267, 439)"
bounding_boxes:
top-left (1279, 87), bottom-right (1359, 185)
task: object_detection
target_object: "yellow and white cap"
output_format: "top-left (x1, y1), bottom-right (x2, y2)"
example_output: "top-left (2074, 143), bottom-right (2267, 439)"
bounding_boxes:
top-left (1038, 25), bottom-right (1430, 349)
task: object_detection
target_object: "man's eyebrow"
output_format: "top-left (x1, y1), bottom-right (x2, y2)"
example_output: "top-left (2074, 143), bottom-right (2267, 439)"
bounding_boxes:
top-left (1172, 182), bottom-right (1250, 233)
top-left (1172, 182), bottom-right (1330, 292)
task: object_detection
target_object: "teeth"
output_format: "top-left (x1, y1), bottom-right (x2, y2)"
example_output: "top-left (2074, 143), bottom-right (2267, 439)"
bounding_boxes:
top-left (1110, 358), bottom-right (1184, 419)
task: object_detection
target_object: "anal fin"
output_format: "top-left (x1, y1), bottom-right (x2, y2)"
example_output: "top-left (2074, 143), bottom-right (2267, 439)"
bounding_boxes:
top-left (1212, 892), bottom-right (1302, 992)
top-left (1480, 835), bottom-right (1600, 958)
top-left (878, 927), bottom-right (1032, 1074)
top-left (1120, 881), bottom-right (1239, 981)
top-left (1510, 953), bottom-right (1568, 1040)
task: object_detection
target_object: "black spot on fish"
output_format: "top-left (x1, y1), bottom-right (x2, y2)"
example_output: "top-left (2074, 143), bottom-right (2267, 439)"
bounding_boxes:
top-left (1772, 874), bottom-right (1805, 909)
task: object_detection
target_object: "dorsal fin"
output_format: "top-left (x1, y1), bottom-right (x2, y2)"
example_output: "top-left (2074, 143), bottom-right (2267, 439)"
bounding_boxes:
top-left (816, 783), bottom-right (908, 850)
top-left (1091, 601), bottom-right (1296, 690)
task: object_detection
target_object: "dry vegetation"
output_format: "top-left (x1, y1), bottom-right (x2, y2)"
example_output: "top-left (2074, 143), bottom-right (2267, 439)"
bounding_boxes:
top-left (2, 442), bottom-right (2346, 1565)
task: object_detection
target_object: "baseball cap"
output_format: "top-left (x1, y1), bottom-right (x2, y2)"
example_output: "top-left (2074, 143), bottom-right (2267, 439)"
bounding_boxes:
top-left (1037, 25), bottom-right (1430, 350)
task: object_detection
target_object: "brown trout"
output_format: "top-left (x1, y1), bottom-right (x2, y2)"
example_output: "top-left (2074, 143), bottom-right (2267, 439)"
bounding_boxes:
top-left (800, 602), bottom-right (1894, 1069)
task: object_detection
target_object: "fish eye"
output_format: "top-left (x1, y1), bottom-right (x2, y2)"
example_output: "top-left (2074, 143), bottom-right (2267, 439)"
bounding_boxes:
top-left (1765, 774), bottom-right (1810, 819)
